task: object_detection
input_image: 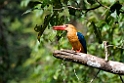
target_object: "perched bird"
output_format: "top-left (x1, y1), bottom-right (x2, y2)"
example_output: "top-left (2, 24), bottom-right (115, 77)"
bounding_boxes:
top-left (53, 24), bottom-right (87, 53)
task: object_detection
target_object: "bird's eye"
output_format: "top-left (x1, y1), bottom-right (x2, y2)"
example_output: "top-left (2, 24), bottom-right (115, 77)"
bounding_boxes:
top-left (65, 24), bottom-right (68, 27)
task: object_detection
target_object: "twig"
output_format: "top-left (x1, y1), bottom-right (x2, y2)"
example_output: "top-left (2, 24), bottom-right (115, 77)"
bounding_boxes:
top-left (73, 69), bottom-right (81, 81)
top-left (103, 41), bottom-right (110, 61)
top-left (119, 75), bottom-right (124, 83)
top-left (90, 70), bottom-right (101, 83)
top-left (53, 0), bottom-right (110, 13)
top-left (53, 5), bottom-right (82, 11)
top-left (95, 0), bottom-right (109, 9)
top-left (107, 45), bottom-right (124, 50)
top-left (53, 7), bottom-right (64, 11)
top-left (54, 5), bottom-right (103, 12)
top-left (85, 4), bottom-right (101, 13)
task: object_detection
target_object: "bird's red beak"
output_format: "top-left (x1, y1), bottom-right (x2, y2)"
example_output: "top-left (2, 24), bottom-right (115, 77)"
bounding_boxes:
top-left (53, 25), bottom-right (66, 30)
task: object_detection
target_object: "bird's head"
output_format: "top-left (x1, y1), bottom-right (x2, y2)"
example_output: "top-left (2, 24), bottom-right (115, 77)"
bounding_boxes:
top-left (53, 24), bottom-right (77, 32)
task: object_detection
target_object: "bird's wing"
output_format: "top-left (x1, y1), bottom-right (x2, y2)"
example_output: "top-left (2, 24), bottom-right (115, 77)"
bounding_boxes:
top-left (77, 32), bottom-right (87, 53)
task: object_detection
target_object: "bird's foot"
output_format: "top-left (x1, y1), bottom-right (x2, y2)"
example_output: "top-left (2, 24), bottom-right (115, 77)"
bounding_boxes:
top-left (71, 47), bottom-right (81, 53)
top-left (76, 50), bottom-right (81, 53)
top-left (71, 47), bottom-right (76, 53)
top-left (71, 47), bottom-right (74, 50)
top-left (76, 48), bottom-right (81, 53)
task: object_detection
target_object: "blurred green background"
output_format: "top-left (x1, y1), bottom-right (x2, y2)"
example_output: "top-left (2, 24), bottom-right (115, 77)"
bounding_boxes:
top-left (0, 0), bottom-right (124, 83)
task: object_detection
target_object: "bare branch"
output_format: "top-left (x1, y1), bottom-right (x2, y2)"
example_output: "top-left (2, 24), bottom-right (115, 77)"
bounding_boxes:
top-left (53, 49), bottom-right (124, 75)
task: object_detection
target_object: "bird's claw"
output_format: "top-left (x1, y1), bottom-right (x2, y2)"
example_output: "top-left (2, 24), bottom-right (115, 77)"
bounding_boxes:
top-left (76, 48), bottom-right (81, 53)
top-left (72, 47), bottom-right (81, 53)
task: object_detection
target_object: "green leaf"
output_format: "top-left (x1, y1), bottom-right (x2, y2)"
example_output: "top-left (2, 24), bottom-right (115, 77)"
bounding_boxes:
top-left (34, 24), bottom-right (42, 32)
top-left (28, 1), bottom-right (42, 8)
top-left (41, 0), bottom-right (51, 8)
top-left (92, 22), bottom-right (102, 44)
top-left (22, 8), bottom-right (39, 15)
top-left (86, 0), bottom-right (96, 5)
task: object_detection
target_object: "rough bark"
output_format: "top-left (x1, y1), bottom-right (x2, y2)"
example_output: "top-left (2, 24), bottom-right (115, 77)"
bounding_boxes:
top-left (53, 49), bottom-right (124, 75)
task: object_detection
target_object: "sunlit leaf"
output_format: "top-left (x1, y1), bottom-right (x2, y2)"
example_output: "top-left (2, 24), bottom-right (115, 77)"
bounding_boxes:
top-left (22, 8), bottom-right (39, 15)
top-left (22, 9), bottom-right (33, 15)
top-left (28, 1), bottom-right (42, 8)
top-left (111, 10), bottom-right (117, 19)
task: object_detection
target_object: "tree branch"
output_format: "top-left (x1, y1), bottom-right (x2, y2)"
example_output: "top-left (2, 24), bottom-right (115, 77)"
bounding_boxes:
top-left (95, 0), bottom-right (109, 9)
top-left (53, 5), bottom-right (102, 12)
top-left (53, 49), bottom-right (124, 75)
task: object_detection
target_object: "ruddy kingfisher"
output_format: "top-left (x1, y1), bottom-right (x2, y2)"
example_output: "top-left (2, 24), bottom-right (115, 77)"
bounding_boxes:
top-left (53, 24), bottom-right (87, 53)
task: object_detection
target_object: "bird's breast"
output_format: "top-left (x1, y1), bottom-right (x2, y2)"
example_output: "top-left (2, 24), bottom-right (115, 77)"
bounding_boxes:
top-left (67, 34), bottom-right (83, 51)
top-left (67, 34), bottom-right (78, 42)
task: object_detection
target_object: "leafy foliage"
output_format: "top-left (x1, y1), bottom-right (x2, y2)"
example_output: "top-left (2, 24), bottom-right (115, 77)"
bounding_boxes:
top-left (0, 0), bottom-right (124, 83)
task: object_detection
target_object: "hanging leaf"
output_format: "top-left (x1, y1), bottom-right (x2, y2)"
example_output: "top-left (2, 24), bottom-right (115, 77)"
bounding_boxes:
top-left (28, 1), bottom-right (42, 8)
top-left (110, 1), bottom-right (122, 15)
top-left (87, 0), bottom-right (96, 5)
top-left (34, 24), bottom-right (42, 32)
top-left (69, 8), bottom-right (76, 16)
top-left (33, 5), bottom-right (55, 42)
top-left (92, 22), bottom-right (102, 44)
top-left (22, 8), bottom-right (39, 15)
top-left (36, 13), bottom-right (56, 42)
top-left (37, 32), bottom-right (42, 42)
